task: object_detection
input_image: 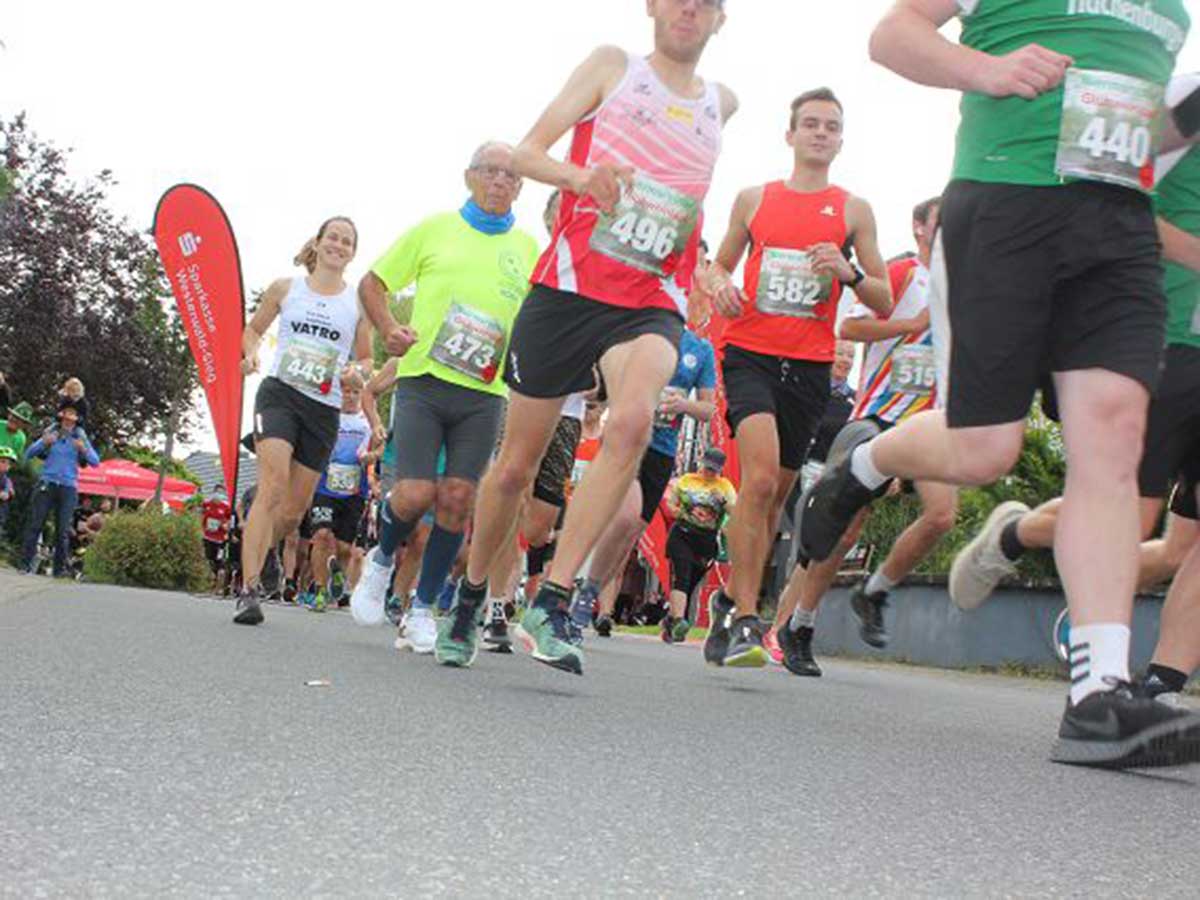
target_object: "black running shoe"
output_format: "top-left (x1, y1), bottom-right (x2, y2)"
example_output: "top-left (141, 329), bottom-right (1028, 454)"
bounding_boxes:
top-left (233, 586), bottom-right (265, 626)
top-left (703, 591), bottom-right (735, 666)
top-left (483, 601), bottom-right (514, 654)
top-left (1132, 673), bottom-right (1184, 707)
top-left (595, 614), bottom-right (613, 638)
top-left (850, 582), bottom-right (889, 649)
top-left (722, 615), bottom-right (768, 668)
top-left (798, 439), bottom-right (877, 563)
top-left (282, 578), bottom-right (298, 604)
top-left (260, 549), bottom-right (282, 597)
top-left (1051, 681), bottom-right (1200, 769)
top-left (660, 616), bottom-right (676, 643)
top-left (779, 624), bottom-right (822, 677)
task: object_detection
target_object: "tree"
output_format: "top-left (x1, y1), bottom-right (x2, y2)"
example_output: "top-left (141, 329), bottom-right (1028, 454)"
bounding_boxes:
top-left (0, 114), bottom-right (199, 453)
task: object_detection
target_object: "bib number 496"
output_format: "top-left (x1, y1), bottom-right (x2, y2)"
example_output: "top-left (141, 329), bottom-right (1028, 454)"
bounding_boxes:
top-left (607, 211), bottom-right (678, 262)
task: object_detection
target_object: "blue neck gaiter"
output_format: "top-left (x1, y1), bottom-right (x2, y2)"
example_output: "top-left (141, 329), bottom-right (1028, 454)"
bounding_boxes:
top-left (460, 199), bottom-right (515, 235)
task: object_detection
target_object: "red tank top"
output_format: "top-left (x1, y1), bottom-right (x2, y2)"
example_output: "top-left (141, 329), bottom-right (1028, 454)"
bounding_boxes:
top-left (721, 182), bottom-right (850, 362)
top-left (533, 52), bottom-right (723, 317)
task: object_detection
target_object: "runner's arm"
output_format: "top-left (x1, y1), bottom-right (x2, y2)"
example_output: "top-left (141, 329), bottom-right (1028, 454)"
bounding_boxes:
top-left (839, 307), bottom-right (928, 342)
top-left (705, 186), bottom-right (761, 317)
top-left (513, 46), bottom-right (630, 198)
top-left (359, 273), bottom-right (417, 358)
top-left (1158, 217), bottom-right (1200, 274)
top-left (680, 387), bottom-right (717, 424)
top-left (841, 197), bottom-right (892, 316)
top-left (242, 278), bottom-right (289, 375)
top-left (869, 0), bottom-right (1071, 100)
top-left (715, 83), bottom-right (739, 125)
top-left (363, 359), bottom-right (399, 444)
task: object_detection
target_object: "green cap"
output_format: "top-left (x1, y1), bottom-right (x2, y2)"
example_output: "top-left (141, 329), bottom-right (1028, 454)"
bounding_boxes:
top-left (8, 402), bottom-right (33, 424)
top-left (0, 446), bottom-right (16, 461)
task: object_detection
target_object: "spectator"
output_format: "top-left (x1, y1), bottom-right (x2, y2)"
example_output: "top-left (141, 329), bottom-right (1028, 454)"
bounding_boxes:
top-left (19, 402), bottom-right (99, 577)
top-left (57, 378), bottom-right (90, 430)
top-left (0, 371), bottom-right (10, 416)
top-left (1, 401), bottom-right (33, 460)
top-left (0, 446), bottom-right (16, 534)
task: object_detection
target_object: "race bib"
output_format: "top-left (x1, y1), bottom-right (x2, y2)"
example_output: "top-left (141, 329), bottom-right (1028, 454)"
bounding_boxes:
top-left (892, 344), bottom-right (936, 396)
top-left (1055, 68), bottom-right (1164, 192)
top-left (429, 303), bottom-right (506, 384)
top-left (205, 517), bottom-right (222, 533)
top-left (326, 463), bottom-right (361, 495)
top-left (755, 247), bottom-right (833, 318)
top-left (589, 173), bottom-right (699, 277)
top-left (655, 386), bottom-right (687, 428)
top-left (279, 339), bottom-right (340, 394)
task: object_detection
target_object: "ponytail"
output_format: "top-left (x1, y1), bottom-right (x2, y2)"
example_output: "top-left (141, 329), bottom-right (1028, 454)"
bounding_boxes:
top-left (293, 237), bottom-right (319, 273)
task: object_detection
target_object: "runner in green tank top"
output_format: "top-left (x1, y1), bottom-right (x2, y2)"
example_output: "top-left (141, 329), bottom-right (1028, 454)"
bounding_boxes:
top-left (799, 0), bottom-right (1200, 769)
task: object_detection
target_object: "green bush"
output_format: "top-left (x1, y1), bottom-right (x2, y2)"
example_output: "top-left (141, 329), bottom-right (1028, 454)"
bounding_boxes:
top-left (859, 410), bottom-right (1066, 586)
top-left (83, 508), bottom-right (208, 591)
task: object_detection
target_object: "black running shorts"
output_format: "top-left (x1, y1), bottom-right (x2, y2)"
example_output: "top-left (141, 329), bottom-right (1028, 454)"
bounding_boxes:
top-left (310, 493), bottom-right (367, 544)
top-left (254, 376), bottom-right (340, 473)
top-left (533, 416), bottom-right (583, 508)
top-left (504, 284), bottom-right (683, 399)
top-left (936, 179), bottom-right (1165, 428)
top-left (637, 448), bottom-right (676, 524)
top-left (722, 345), bottom-right (831, 471)
top-left (1139, 344), bottom-right (1200, 500)
top-left (666, 523), bottom-right (719, 599)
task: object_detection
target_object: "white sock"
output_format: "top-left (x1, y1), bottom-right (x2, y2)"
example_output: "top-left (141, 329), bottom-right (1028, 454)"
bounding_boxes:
top-left (789, 607), bottom-right (817, 631)
top-left (1068, 623), bottom-right (1131, 706)
top-left (849, 443), bottom-right (889, 491)
top-left (865, 569), bottom-right (897, 596)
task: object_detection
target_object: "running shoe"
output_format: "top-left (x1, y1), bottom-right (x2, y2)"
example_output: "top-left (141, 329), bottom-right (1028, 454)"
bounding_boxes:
top-left (282, 577), bottom-right (298, 604)
top-left (660, 616), bottom-right (677, 644)
top-left (723, 615), bottom-right (769, 668)
top-left (595, 614), bottom-right (613, 638)
top-left (849, 582), bottom-right (889, 649)
top-left (1133, 674), bottom-right (1186, 709)
top-left (261, 549), bottom-right (282, 597)
top-left (671, 617), bottom-right (691, 644)
top-left (384, 589), bottom-right (404, 626)
top-left (948, 501), bottom-right (1029, 610)
top-left (435, 596), bottom-right (483, 668)
top-left (350, 548), bottom-right (391, 627)
top-left (778, 624), bottom-right (821, 677)
top-left (763, 627), bottom-right (783, 665)
top-left (1051, 682), bottom-right (1200, 769)
top-left (797, 435), bottom-right (878, 563)
top-left (567, 585), bottom-right (597, 646)
top-left (233, 585), bottom-right (265, 626)
top-left (399, 607), bottom-right (437, 655)
top-left (327, 556), bottom-right (346, 605)
top-left (482, 600), bottom-right (514, 654)
top-left (702, 590), bottom-right (736, 666)
top-left (310, 588), bottom-right (328, 613)
top-left (515, 605), bottom-right (583, 675)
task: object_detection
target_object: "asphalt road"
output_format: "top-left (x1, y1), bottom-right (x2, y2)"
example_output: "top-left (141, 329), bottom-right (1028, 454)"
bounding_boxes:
top-left (2, 571), bottom-right (1198, 898)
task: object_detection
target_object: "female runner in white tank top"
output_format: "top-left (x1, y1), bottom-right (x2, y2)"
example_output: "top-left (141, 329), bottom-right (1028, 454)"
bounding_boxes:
top-left (235, 216), bottom-right (373, 625)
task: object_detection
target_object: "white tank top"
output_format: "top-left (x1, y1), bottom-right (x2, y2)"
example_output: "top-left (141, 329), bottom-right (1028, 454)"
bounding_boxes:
top-left (269, 277), bottom-right (359, 408)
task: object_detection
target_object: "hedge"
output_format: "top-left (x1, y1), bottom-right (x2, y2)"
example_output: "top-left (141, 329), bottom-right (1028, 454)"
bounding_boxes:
top-left (83, 508), bottom-right (208, 592)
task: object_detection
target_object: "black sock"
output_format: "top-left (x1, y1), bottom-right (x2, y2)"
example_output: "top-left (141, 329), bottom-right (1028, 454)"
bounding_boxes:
top-left (999, 520), bottom-right (1026, 562)
top-left (534, 581), bottom-right (572, 612)
top-left (1148, 663), bottom-right (1189, 693)
top-left (458, 577), bottom-right (487, 605)
top-left (527, 542), bottom-right (549, 577)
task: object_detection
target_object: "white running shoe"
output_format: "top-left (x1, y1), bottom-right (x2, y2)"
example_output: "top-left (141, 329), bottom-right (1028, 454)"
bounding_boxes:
top-left (350, 548), bottom-right (391, 627)
top-left (948, 501), bottom-right (1029, 611)
top-left (399, 607), bottom-right (437, 654)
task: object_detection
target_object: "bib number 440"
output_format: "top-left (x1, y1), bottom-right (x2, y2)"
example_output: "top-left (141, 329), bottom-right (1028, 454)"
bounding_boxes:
top-left (606, 211), bottom-right (678, 261)
top-left (1076, 118), bottom-right (1153, 169)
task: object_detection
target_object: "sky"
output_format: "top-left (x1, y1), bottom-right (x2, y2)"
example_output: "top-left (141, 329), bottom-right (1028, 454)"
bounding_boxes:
top-left (3, 1), bottom-right (1198, 454)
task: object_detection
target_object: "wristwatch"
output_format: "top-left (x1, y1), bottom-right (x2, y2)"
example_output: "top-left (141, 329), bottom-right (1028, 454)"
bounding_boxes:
top-left (842, 266), bottom-right (866, 288)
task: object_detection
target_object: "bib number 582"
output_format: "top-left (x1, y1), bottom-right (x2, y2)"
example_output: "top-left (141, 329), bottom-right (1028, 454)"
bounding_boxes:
top-left (766, 274), bottom-right (821, 307)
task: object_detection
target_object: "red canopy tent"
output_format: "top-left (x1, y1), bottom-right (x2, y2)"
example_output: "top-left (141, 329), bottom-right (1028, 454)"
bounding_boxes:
top-left (76, 459), bottom-right (198, 510)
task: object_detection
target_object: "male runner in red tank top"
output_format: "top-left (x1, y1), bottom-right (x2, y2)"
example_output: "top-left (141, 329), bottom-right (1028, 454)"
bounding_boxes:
top-left (702, 88), bottom-right (892, 668)
top-left (438, 0), bottom-right (738, 676)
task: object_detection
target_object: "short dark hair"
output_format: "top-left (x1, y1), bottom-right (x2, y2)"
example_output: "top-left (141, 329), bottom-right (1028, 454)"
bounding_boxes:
top-left (789, 88), bottom-right (843, 130)
top-left (912, 196), bottom-right (940, 225)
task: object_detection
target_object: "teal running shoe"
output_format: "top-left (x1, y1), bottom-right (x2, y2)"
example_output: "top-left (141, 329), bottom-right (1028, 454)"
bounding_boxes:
top-left (514, 605), bottom-right (583, 675)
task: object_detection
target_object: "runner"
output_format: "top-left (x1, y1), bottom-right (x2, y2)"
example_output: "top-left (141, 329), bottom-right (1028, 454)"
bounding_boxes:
top-left (309, 371), bottom-right (372, 611)
top-left (439, 2), bottom-right (736, 674)
top-left (776, 197), bottom-right (957, 676)
top-left (348, 141), bottom-right (539, 658)
top-left (800, 0), bottom-right (1198, 767)
top-left (661, 446), bottom-right (736, 642)
top-left (235, 215), bottom-right (372, 625)
top-left (201, 489), bottom-right (234, 595)
top-left (567, 324), bottom-right (718, 641)
top-left (702, 87), bottom-right (891, 668)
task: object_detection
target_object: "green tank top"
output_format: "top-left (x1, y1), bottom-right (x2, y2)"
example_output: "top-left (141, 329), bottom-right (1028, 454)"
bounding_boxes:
top-left (953, 0), bottom-right (1189, 188)
top-left (1158, 145), bottom-right (1200, 349)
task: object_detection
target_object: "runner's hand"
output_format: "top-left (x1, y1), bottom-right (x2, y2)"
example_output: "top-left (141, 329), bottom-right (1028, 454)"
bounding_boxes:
top-left (904, 308), bottom-right (931, 335)
top-left (809, 243), bottom-right (855, 283)
top-left (574, 164), bottom-right (634, 214)
top-left (385, 325), bottom-right (418, 358)
top-left (975, 44), bottom-right (1072, 100)
top-left (240, 355), bottom-right (259, 376)
top-left (372, 423), bottom-right (388, 447)
top-left (705, 263), bottom-right (744, 318)
top-left (658, 393), bottom-right (688, 417)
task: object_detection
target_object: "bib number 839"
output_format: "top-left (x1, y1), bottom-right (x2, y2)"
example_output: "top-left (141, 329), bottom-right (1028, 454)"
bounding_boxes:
top-left (1076, 117), bottom-right (1152, 168)
top-left (607, 211), bottom-right (677, 261)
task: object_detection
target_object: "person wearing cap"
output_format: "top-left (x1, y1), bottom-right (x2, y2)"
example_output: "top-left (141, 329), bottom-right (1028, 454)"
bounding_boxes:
top-left (1, 401), bottom-right (33, 460)
top-left (0, 445), bottom-right (17, 534)
top-left (19, 402), bottom-right (99, 576)
top-left (566, 323), bottom-right (719, 642)
top-left (661, 447), bottom-right (737, 642)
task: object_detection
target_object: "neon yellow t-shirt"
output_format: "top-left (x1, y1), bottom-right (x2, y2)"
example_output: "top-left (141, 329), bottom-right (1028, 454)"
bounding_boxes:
top-left (673, 472), bottom-right (737, 532)
top-left (371, 212), bottom-right (539, 397)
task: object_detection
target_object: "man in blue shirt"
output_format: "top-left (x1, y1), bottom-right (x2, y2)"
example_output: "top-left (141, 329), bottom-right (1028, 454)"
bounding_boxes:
top-left (20, 402), bottom-right (100, 576)
top-left (567, 329), bottom-right (719, 640)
